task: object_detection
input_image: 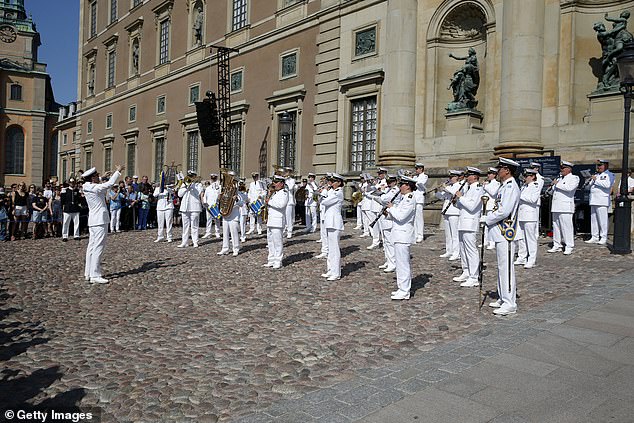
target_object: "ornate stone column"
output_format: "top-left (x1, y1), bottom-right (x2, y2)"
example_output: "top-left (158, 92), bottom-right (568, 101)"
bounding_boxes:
top-left (378, 0), bottom-right (417, 167)
top-left (495, 0), bottom-right (545, 156)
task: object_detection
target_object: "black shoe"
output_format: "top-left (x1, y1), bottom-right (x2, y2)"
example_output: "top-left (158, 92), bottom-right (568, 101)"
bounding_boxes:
top-left (62, 238), bottom-right (68, 242)
top-left (74, 237), bottom-right (80, 241)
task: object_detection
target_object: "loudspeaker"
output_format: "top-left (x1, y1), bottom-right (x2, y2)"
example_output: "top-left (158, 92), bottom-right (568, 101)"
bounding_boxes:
top-left (196, 93), bottom-right (222, 147)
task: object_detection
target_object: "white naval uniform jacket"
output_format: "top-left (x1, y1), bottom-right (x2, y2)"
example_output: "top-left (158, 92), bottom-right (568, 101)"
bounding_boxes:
top-left (360, 182), bottom-right (374, 211)
top-left (386, 192), bottom-right (416, 244)
top-left (266, 189), bottom-right (289, 228)
top-left (153, 186), bottom-right (174, 211)
top-left (371, 186), bottom-right (400, 230)
top-left (535, 173), bottom-right (545, 206)
top-left (83, 171), bottom-right (121, 227)
top-left (178, 182), bottom-right (204, 213)
top-left (414, 173), bottom-right (428, 205)
top-left (518, 182), bottom-right (541, 222)
top-left (483, 179), bottom-right (501, 211)
top-left (371, 178), bottom-right (388, 213)
top-left (248, 180), bottom-right (265, 203)
top-left (204, 182), bottom-right (221, 207)
top-left (588, 170), bottom-right (615, 207)
top-left (551, 173), bottom-right (580, 213)
top-left (239, 191), bottom-right (249, 216)
top-left (285, 178), bottom-right (296, 206)
top-left (485, 178), bottom-right (520, 243)
top-left (321, 187), bottom-right (344, 230)
top-left (305, 181), bottom-right (318, 207)
top-left (456, 181), bottom-right (484, 232)
top-left (436, 182), bottom-right (461, 216)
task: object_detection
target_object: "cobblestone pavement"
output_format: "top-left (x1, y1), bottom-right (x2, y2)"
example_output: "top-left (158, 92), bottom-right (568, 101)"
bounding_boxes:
top-left (1, 223), bottom-right (632, 422)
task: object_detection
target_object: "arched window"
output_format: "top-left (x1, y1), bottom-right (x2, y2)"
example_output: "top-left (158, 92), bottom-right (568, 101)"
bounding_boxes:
top-left (5, 125), bottom-right (25, 174)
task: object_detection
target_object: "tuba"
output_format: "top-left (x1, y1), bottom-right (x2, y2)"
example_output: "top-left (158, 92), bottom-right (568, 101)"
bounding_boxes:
top-left (218, 168), bottom-right (238, 217)
top-left (351, 191), bottom-right (363, 207)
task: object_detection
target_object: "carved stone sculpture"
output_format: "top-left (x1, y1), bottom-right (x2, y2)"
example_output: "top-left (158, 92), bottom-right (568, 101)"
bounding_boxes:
top-left (193, 6), bottom-right (204, 45)
top-left (132, 39), bottom-right (139, 74)
top-left (593, 10), bottom-right (633, 92)
top-left (446, 47), bottom-right (480, 112)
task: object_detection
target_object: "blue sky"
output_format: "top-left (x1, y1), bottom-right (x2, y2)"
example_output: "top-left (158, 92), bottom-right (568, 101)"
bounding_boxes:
top-left (28, 0), bottom-right (79, 105)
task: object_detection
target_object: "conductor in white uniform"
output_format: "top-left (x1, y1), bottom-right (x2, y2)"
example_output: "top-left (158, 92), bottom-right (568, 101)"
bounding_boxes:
top-left (586, 159), bottom-right (615, 245)
top-left (548, 160), bottom-right (580, 255)
top-left (484, 158), bottom-right (520, 316)
top-left (320, 173), bottom-right (345, 281)
top-left (82, 165), bottom-right (124, 284)
top-left (264, 174), bottom-right (289, 269)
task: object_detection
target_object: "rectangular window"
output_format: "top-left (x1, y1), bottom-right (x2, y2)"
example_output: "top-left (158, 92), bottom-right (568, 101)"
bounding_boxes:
top-left (229, 122), bottom-right (242, 175)
top-left (104, 147), bottom-right (112, 171)
top-left (63, 133), bottom-right (68, 146)
top-left (129, 105), bottom-right (136, 122)
top-left (87, 120), bottom-right (93, 135)
top-left (154, 137), bottom-right (165, 183)
top-left (62, 159), bottom-right (68, 180)
top-left (281, 52), bottom-right (297, 79)
top-left (277, 111), bottom-right (296, 169)
top-left (132, 0), bottom-right (142, 8)
top-left (90, 1), bottom-right (97, 37)
top-left (189, 85), bottom-right (200, 105)
top-left (10, 84), bottom-right (22, 100)
top-left (127, 143), bottom-right (136, 176)
top-left (71, 157), bottom-right (76, 175)
top-left (85, 151), bottom-right (92, 168)
top-left (230, 70), bottom-right (243, 93)
top-left (72, 131), bottom-right (79, 144)
top-left (159, 19), bottom-right (170, 64)
top-left (350, 96), bottom-right (377, 171)
top-left (232, 0), bottom-right (248, 31)
top-left (157, 95), bottom-right (166, 114)
top-left (106, 113), bottom-right (113, 129)
top-left (354, 26), bottom-right (377, 57)
top-left (110, 0), bottom-right (117, 24)
top-left (107, 50), bottom-right (116, 88)
top-left (187, 131), bottom-right (199, 174)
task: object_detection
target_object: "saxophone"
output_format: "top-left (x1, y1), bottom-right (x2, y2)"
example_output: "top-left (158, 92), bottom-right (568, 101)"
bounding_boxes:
top-left (218, 168), bottom-right (238, 217)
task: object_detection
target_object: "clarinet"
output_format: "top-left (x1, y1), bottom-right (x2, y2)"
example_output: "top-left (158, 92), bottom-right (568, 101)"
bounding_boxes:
top-left (440, 179), bottom-right (468, 215)
top-left (369, 189), bottom-right (401, 228)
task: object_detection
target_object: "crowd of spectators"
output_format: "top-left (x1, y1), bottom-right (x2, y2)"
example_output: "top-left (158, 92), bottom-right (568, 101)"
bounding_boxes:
top-left (0, 174), bottom-right (187, 242)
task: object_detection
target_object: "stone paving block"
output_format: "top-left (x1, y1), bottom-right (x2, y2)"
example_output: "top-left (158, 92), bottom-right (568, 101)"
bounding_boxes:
top-left (231, 413), bottom-right (274, 423)
top-left (611, 335), bottom-right (634, 352)
top-left (301, 388), bottom-right (338, 404)
top-left (438, 360), bottom-right (473, 374)
top-left (418, 369), bottom-right (451, 383)
top-left (458, 354), bottom-right (485, 366)
top-left (494, 352), bottom-right (559, 377)
top-left (548, 323), bottom-right (624, 347)
top-left (314, 412), bottom-right (352, 423)
top-left (272, 411), bottom-right (316, 423)
top-left (366, 388), bottom-right (405, 408)
top-left (393, 377), bottom-right (431, 395)
top-left (488, 413), bottom-right (530, 423)
top-left (330, 379), bottom-right (363, 393)
top-left (262, 399), bottom-right (306, 418)
top-left (358, 367), bottom-right (394, 380)
top-left (581, 309), bottom-right (634, 327)
top-left (334, 384), bottom-right (380, 405)
top-left (336, 398), bottom-right (383, 420)
top-left (364, 376), bottom-right (401, 390)
top-left (390, 366), bottom-right (423, 381)
top-left (435, 375), bottom-right (488, 398)
top-left (567, 316), bottom-right (634, 337)
top-left (299, 398), bottom-right (348, 418)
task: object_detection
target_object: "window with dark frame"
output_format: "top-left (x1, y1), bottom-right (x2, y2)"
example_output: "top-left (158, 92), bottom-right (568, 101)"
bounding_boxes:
top-left (106, 113), bottom-right (113, 129)
top-left (110, 0), bottom-right (117, 24)
top-left (10, 83), bottom-right (22, 100)
top-left (229, 122), bottom-right (242, 174)
top-left (277, 111), bottom-right (296, 169)
top-left (62, 160), bottom-right (67, 180)
top-left (87, 120), bottom-right (93, 134)
top-left (354, 26), bottom-right (377, 57)
top-left (157, 95), bottom-right (166, 114)
top-left (132, 0), bottom-right (142, 8)
top-left (232, 0), bottom-right (247, 31)
top-left (85, 151), bottom-right (92, 169)
top-left (189, 85), bottom-right (200, 105)
top-left (230, 71), bottom-right (243, 92)
top-left (104, 147), bottom-right (112, 171)
top-left (154, 137), bottom-right (165, 183)
top-left (107, 50), bottom-right (116, 88)
top-left (4, 126), bottom-right (24, 174)
top-left (187, 131), bottom-right (199, 174)
top-left (159, 19), bottom-right (170, 64)
top-left (350, 96), bottom-right (377, 171)
top-left (127, 143), bottom-right (136, 176)
top-left (129, 105), bottom-right (136, 122)
top-left (90, 1), bottom-right (97, 37)
top-left (281, 52), bottom-right (297, 78)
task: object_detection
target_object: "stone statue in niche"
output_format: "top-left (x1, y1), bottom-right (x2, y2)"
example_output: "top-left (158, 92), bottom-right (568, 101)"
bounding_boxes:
top-left (593, 10), bottom-right (633, 92)
top-left (193, 5), bottom-right (204, 45)
top-left (446, 47), bottom-right (480, 112)
top-left (131, 39), bottom-right (139, 74)
top-left (87, 65), bottom-right (95, 96)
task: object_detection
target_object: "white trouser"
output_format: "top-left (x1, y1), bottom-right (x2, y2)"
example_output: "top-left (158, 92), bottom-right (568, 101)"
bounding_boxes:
top-left (356, 205), bottom-right (362, 227)
top-left (267, 227), bottom-right (284, 266)
top-left (361, 208), bottom-right (371, 235)
top-left (326, 228), bottom-right (341, 278)
top-left (459, 231), bottom-right (479, 279)
top-left (306, 205), bottom-right (317, 232)
top-left (365, 210), bottom-right (380, 245)
top-left (157, 209), bottom-right (173, 241)
top-left (517, 221), bottom-right (538, 265)
top-left (484, 224), bottom-right (494, 245)
top-left (495, 240), bottom-right (517, 310)
top-left (415, 203), bottom-right (425, 241)
top-left (320, 219), bottom-right (328, 254)
top-left (590, 205), bottom-right (609, 240)
top-left (249, 212), bottom-right (263, 233)
top-left (285, 204), bottom-right (295, 236)
top-left (552, 212), bottom-right (574, 249)
top-left (84, 223), bottom-right (107, 279)
top-left (382, 227), bottom-right (395, 268)
top-left (443, 215), bottom-right (460, 255)
top-left (221, 218), bottom-right (241, 253)
top-left (109, 209), bottom-right (121, 232)
top-left (181, 211), bottom-right (200, 245)
top-left (205, 208), bottom-right (220, 236)
top-left (240, 214), bottom-right (247, 239)
top-left (62, 212), bottom-right (80, 239)
top-left (394, 243), bottom-right (412, 294)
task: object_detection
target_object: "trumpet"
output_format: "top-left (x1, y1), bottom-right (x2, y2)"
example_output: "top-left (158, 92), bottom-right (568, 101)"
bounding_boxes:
top-left (542, 174), bottom-right (561, 198)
